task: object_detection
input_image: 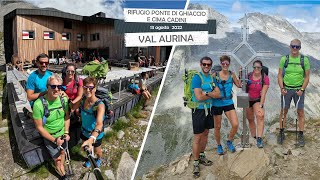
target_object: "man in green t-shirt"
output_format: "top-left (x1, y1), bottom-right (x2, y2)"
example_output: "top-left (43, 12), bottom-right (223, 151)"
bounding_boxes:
top-left (277, 39), bottom-right (310, 147)
top-left (33, 74), bottom-right (70, 178)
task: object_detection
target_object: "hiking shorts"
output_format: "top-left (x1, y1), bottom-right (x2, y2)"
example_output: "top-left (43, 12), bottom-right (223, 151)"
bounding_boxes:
top-left (44, 138), bottom-right (68, 159)
top-left (212, 104), bottom-right (235, 116)
top-left (192, 108), bottom-right (214, 134)
top-left (80, 133), bottom-right (103, 147)
top-left (281, 89), bottom-right (305, 109)
top-left (249, 98), bottom-right (261, 108)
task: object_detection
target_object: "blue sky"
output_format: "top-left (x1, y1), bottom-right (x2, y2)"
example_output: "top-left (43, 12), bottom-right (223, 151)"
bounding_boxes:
top-left (190, 0), bottom-right (320, 32)
top-left (25, 0), bottom-right (320, 32)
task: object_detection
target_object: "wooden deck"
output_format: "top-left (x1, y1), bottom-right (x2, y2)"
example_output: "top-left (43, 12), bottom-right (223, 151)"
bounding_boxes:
top-left (6, 65), bottom-right (164, 168)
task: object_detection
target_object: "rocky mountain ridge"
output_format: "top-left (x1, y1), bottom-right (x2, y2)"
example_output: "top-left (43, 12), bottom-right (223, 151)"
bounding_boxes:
top-left (135, 3), bottom-right (320, 178)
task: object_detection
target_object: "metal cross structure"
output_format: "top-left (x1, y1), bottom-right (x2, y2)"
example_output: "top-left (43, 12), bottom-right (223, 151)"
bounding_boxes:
top-left (209, 14), bottom-right (281, 148)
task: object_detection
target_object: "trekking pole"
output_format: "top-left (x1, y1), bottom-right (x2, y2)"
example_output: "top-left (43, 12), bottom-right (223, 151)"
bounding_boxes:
top-left (279, 95), bottom-right (286, 144)
top-left (58, 136), bottom-right (74, 177)
top-left (83, 145), bottom-right (104, 180)
top-left (295, 95), bottom-right (301, 146)
top-left (281, 95), bottom-right (285, 130)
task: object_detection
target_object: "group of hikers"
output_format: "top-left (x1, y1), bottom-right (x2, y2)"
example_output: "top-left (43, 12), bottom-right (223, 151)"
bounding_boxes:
top-left (188, 39), bottom-right (310, 178)
top-left (24, 52), bottom-right (153, 179)
top-left (23, 51), bottom-right (134, 179)
top-left (24, 53), bottom-right (109, 179)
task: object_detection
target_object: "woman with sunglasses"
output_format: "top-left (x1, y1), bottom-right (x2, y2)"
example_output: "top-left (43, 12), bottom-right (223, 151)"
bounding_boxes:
top-left (73, 77), bottom-right (105, 168)
top-left (212, 55), bottom-right (242, 155)
top-left (62, 64), bottom-right (83, 113)
top-left (246, 60), bottom-right (269, 148)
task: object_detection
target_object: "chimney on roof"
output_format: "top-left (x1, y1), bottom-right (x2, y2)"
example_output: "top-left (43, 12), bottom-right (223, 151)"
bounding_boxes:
top-left (92, 12), bottom-right (106, 18)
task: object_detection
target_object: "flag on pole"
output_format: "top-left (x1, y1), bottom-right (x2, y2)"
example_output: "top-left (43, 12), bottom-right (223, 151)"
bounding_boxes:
top-left (22, 31), bottom-right (34, 39)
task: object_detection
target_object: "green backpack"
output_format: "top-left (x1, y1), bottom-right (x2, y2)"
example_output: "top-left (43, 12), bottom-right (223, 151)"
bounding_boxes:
top-left (183, 69), bottom-right (213, 109)
top-left (82, 60), bottom-right (109, 79)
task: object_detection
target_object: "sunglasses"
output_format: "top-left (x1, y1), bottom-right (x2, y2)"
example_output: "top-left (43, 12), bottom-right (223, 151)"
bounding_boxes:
top-left (221, 62), bottom-right (230, 66)
top-left (66, 70), bottom-right (75, 74)
top-left (84, 85), bottom-right (95, 91)
top-left (253, 66), bottom-right (262, 69)
top-left (38, 61), bottom-right (49, 66)
top-left (202, 63), bottom-right (212, 67)
top-left (49, 85), bottom-right (65, 90)
top-left (290, 45), bottom-right (301, 49)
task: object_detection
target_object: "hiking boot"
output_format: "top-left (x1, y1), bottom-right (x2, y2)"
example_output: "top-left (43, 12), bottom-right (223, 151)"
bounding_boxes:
top-left (227, 140), bottom-right (236, 153)
top-left (95, 158), bottom-right (102, 167)
top-left (83, 160), bottom-right (91, 168)
top-left (298, 132), bottom-right (305, 147)
top-left (257, 137), bottom-right (264, 148)
top-left (199, 155), bottom-right (213, 166)
top-left (193, 162), bottom-right (200, 178)
top-left (277, 129), bottom-right (285, 145)
top-left (217, 145), bottom-right (224, 155)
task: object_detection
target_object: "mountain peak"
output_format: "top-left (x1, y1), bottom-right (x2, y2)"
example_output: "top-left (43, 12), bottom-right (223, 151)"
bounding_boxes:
top-left (240, 12), bottom-right (301, 37)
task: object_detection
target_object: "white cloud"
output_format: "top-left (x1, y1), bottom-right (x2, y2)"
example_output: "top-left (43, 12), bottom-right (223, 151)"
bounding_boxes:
top-left (25, 0), bottom-right (124, 19)
top-left (287, 18), bottom-right (307, 24)
top-left (287, 17), bottom-right (320, 32)
top-left (231, 0), bottom-right (242, 12)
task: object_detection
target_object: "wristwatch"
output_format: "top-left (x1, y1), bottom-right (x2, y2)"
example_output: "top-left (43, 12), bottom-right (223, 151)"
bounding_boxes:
top-left (300, 88), bottom-right (305, 92)
top-left (205, 92), bottom-right (209, 96)
top-left (260, 104), bottom-right (264, 108)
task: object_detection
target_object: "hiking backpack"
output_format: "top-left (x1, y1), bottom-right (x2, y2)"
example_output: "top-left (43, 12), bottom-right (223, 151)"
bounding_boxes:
top-left (182, 69), bottom-right (214, 109)
top-left (39, 96), bottom-right (66, 125)
top-left (80, 93), bottom-right (113, 129)
top-left (282, 54), bottom-right (305, 77)
top-left (215, 70), bottom-right (234, 100)
top-left (245, 66), bottom-right (269, 93)
top-left (128, 83), bottom-right (141, 95)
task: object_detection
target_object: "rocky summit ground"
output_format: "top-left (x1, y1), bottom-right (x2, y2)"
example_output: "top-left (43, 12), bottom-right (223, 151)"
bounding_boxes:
top-left (141, 119), bottom-right (320, 180)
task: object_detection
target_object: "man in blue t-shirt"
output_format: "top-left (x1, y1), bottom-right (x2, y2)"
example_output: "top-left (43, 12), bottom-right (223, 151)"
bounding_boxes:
top-left (191, 56), bottom-right (220, 178)
top-left (26, 53), bottom-right (53, 106)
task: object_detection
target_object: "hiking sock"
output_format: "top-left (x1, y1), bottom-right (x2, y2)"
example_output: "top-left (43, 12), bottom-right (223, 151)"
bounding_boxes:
top-left (199, 152), bottom-right (205, 159)
top-left (280, 128), bottom-right (285, 133)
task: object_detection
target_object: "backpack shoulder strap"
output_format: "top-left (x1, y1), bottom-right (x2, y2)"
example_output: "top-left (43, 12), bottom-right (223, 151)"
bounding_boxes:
top-left (284, 55), bottom-right (289, 68)
top-left (229, 71), bottom-right (233, 82)
top-left (74, 77), bottom-right (80, 89)
top-left (59, 96), bottom-right (66, 111)
top-left (39, 96), bottom-right (49, 118)
top-left (215, 71), bottom-right (221, 83)
top-left (209, 74), bottom-right (214, 86)
top-left (80, 96), bottom-right (86, 110)
top-left (261, 73), bottom-right (265, 86)
top-left (300, 55), bottom-right (305, 70)
top-left (93, 99), bottom-right (103, 108)
top-left (93, 99), bottom-right (103, 119)
top-left (197, 72), bottom-right (204, 84)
